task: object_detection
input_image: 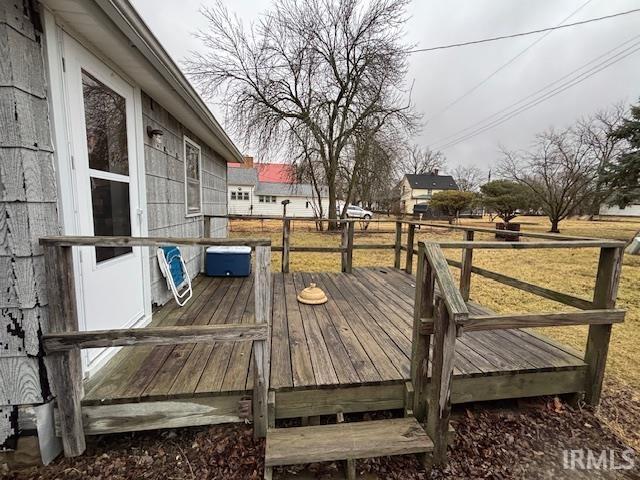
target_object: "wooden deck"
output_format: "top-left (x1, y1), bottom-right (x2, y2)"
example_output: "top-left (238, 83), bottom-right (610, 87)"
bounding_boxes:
top-left (84, 268), bottom-right (587, 415)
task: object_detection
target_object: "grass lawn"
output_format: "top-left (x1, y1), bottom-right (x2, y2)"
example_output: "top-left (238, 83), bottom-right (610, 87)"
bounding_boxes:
top-left (229, 215), bottom-right (640, 390)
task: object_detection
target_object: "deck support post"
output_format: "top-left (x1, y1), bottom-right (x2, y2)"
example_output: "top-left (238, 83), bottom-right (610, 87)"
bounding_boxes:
top-left (411, 243), bottom-right (433, 421)
top-left (341, 221), bottom-right (354, 273)
top-left (253, 245), bottom-right (272, 438)
top-left (282, 218), bottom-right (290, 273)
top-left (427, 296), bottom-right (456, 466)
top-left (584, 246), bottom-right (623, 405)
top-left (405, 223), bottom-right (416, 274)
top-left (459, 230), bottom-right (474, 301)
top-left (394, 221), bottom-right (402, 269)
top-left (43, 245), bottom-right (85, 457)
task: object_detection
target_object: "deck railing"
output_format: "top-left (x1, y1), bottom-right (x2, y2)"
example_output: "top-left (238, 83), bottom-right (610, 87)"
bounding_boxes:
top-left (410, 240), bottom-right (625, 465)
top-left (39, 235), bottom-right (272, 457)
top-left (211, 214), bottom-right (626, 465)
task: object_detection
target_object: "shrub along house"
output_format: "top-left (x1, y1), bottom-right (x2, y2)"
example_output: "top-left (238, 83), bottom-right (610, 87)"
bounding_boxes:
top-left (0, 0), bottom-right (242, 463)
top-left (398, 171), bottom-right (458, 214)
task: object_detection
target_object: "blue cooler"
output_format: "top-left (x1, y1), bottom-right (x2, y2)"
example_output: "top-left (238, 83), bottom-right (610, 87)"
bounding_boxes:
top-left (206, 246), bottom-right (252, 277)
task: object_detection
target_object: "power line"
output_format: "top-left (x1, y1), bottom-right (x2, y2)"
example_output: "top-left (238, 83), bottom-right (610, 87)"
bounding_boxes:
top-left (407, 7), bottom-right (640, 54)
top-left (431, 37), bottom-right (640, 150)
top-left (191, 7), bottom-right (640, 75)
top-left (429, 33), bottom-right (640, 147)
top-left (424, 0), bottom-right (594, 125)
top-left (435, 43), bottom-right (640, 150)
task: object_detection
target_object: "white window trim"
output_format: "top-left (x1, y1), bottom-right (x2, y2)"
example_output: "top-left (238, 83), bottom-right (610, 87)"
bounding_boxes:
top-left (183, 135), bottom-right (203, 217)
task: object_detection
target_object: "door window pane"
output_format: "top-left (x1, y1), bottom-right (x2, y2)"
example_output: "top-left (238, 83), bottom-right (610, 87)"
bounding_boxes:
top-left (91, 178), bottom-right (132, 262)
top-left (82, 70), bottom-right (129, 176)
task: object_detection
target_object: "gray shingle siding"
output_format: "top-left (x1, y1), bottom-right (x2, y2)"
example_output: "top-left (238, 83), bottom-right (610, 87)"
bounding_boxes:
top-left (141, 93), bottom-right (228, 306)
top-left (0, 1), bottom-right (58, 448)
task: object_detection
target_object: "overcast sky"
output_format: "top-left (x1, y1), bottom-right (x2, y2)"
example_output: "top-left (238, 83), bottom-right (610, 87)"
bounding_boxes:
top-left (131, 0), bottom-right (640, 177)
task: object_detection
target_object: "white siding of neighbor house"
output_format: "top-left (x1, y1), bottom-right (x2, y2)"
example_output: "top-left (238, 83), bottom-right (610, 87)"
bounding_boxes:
top-left (142, 93), bottom-right (228, 306)
top-left (227, 185), bottom-right (254, 215)
top-left (227, 185), bottom-right (329, 217)
top-left (599, 203), bottom-right (640, 217)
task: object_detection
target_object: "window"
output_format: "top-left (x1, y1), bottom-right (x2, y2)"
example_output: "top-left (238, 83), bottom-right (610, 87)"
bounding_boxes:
top-left (232, 190), bottom-right (250, 201)
top-left (82, 70), bottom-right (132, 263)
top-left (184, 136), bottom-right (202, 216)
top-left (259, 195), bottom-right (276, 203)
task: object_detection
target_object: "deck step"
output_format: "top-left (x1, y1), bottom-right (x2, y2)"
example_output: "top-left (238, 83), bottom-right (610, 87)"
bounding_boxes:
top-left (265, 417), bottom-right (433, 467)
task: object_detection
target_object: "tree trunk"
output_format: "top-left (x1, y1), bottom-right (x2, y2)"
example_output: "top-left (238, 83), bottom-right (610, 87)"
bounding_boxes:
top-left (328, 183), bottom-right (339, 231)
top-left (549, 218), bottom-right (560, 233)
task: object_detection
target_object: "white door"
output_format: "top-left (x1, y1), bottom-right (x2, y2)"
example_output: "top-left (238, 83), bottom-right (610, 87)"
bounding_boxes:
top-left (63, 35), bottom-right (146, 370)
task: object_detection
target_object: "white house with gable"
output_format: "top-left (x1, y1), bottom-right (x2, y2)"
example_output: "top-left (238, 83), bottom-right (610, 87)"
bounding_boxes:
top-left (228, 166), bottom-right (329, 217)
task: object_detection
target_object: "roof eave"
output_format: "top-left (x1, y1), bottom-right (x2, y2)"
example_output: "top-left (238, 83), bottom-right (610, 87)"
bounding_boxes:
top-left (96, 0), bottom-right (243, 163)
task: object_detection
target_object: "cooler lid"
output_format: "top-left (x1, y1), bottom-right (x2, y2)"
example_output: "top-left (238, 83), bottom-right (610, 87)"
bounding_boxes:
top-left (206, 246), bottom-right (252, 254)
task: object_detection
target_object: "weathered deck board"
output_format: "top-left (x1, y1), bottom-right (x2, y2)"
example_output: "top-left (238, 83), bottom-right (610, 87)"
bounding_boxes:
top-left (83, 268), bottom-right (586, 406)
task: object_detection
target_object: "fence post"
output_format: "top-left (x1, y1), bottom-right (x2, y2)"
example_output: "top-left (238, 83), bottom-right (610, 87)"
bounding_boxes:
top-left (281, 218), bottom-right (290, 273)
top-left (427, 296), bottom-right (456, 466)
top-left (394, 221), bottom-right (402, 269)
top-left (459, 230), bottom-right (474, 301)
top-left (584, 246), bottom-right (623, 405)
top-left (405, 223), bottom-right (416, 274)
top-left (341, 221), bottom-right (355, 273)
top-left (203, 215), bottom-right (211, 238)
top-left (411, 243), bottom-right (433, 422)
top-left (253, 245), bottom-right (272, 437)
top-left (43, 245), bottom-right (85, 457)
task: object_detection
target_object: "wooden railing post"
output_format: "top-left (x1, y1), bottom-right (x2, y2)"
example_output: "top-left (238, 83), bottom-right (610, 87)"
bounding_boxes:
top-left (459, 230), bottom-right (474, 301)
top-left (405, 223), bottom-right (416, 274)
top-left (281, 218), bottom-right (290, 273)
top-left (584, 246), bottom-right (623, 405)
top-left (394, 221), bottom-right (402, 269)
top-left (43, 245), bottom-right (85, 457)
top-left (253, 245), bottom-right (272, 438)
top-left (341, 221), bottom-right (355, 273)
top-left (427, 296), bottom-right (456, 466)
top-left (411, 243), bottom-right (433, 422)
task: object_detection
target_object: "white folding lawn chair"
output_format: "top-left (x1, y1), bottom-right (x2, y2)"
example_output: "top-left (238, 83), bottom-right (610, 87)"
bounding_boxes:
top-left (157, 246), bottom-right (193, 307)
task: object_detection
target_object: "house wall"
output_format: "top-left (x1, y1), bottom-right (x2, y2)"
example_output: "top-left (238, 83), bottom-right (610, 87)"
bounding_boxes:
top-left (400, 179), bottom-right (445, 214)
top-left (141, 92), bottom-right (228, 306)
top-left (0, 1), bottom-right (58, 449)
top-left (227, 184), bottom-right (254, 215)
top-left (227, 184), bottom-right (329, 218)
top-left (599, 203), bottom-right (640, 217)
top-left (253, 195), bottom-right (329, 217)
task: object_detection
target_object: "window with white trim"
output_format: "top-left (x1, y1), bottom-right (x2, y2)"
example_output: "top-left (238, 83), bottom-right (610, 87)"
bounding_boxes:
top-left (231, 190), bottom-right (249, 201)
top-left (259, 195), bottom-right (277, 203)
top-left (184, 136), bottom-right (202, 216)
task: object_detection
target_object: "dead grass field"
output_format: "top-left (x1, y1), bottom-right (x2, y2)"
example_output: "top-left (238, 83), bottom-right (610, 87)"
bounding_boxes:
top-left (229, 215), bottom-right (640, 390)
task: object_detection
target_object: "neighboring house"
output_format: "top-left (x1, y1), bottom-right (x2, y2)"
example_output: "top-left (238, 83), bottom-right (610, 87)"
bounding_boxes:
top-left (229, 158), bottom-right (295, 183)
top-left (398, 171), bottom-right (459, 214)
top-left (599, 203), bottom-right (640, 217)
top-left (0, 0), bottom-right (242, 460)
top-left (228, 166), bottom-right (329, 217)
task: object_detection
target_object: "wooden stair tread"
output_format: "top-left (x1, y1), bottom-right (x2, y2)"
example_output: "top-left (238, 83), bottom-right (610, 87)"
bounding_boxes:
top-left (265, 417), bottom-right (433, 466)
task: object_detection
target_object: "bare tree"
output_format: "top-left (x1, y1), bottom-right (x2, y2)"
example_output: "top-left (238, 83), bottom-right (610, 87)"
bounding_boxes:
top-left (186, 0), bottom-right (418, 227)
top-left (404, 145), bottom-right (446, 175)
top-left (500, 128), bottom-right (599, 233)
top-left (575, 103), bottom-right (628, 218)
top-left (451, 164), bottom-right (483, 192)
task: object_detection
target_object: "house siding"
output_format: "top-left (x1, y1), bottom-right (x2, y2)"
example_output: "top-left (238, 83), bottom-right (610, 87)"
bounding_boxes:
top-left (141, 92), bottom-right (228, 306)
top-left (0, 1), bottom-right (58, 449)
